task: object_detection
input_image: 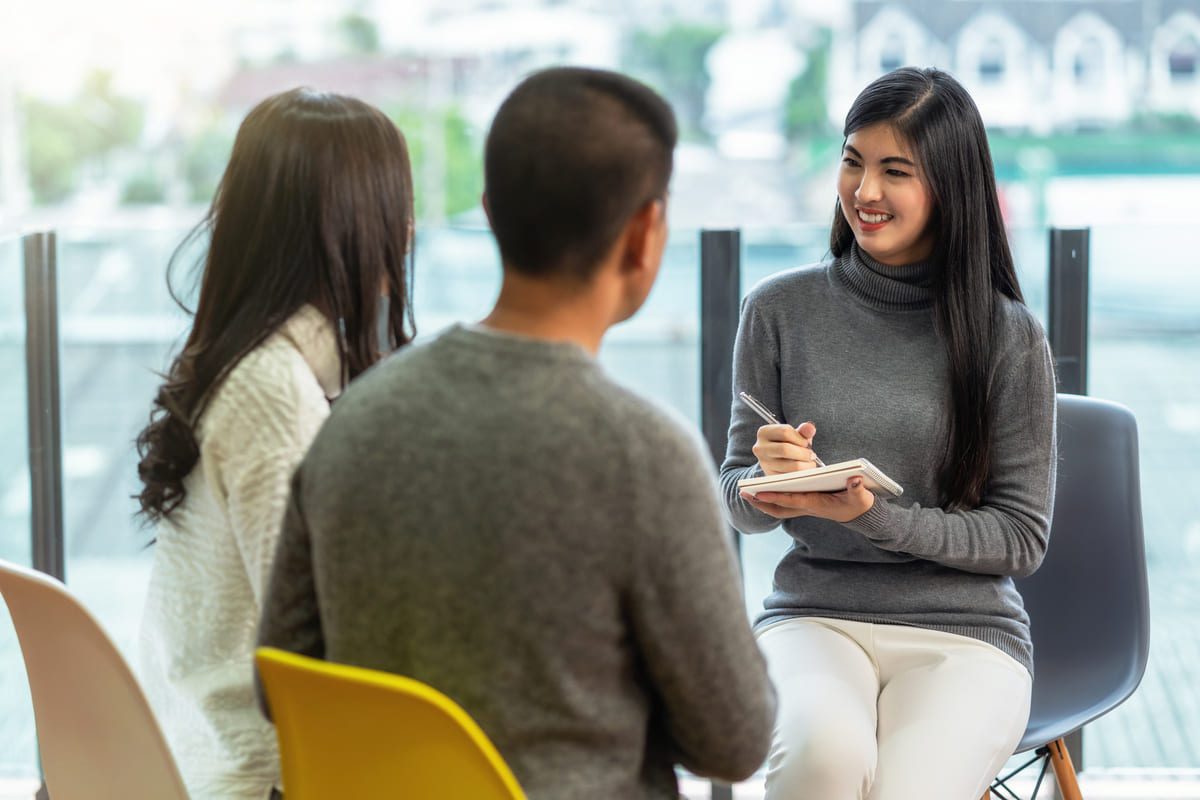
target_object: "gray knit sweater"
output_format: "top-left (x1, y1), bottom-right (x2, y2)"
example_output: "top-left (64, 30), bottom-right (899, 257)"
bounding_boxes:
top-left (720, 244), bottom-right (1057, 673)
top-left (259, 324), bottom-right (776, 799)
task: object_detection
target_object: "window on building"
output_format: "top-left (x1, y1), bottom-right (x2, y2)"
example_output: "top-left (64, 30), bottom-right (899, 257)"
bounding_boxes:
top-left (880, 33), bottom-right (905, 72)
top-left (979, 36), bottom-right (1006, 83)
top-left (1168, 34), bottom-right (1199, 81)
top-left (1074, 36), bottom-right (1104, 86)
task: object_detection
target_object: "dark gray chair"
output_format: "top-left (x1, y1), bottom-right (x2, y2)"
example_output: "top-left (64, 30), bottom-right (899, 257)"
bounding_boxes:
top-left (987, 394), bottom-right (1150, 800)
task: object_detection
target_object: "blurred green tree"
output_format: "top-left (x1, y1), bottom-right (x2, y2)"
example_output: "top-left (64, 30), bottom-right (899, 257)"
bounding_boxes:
top-left (22, 71), bottom-right (144, 204)
top-left (391, 105), bottom-right (482, 221)
top-left (784, 28), bottom-right (834, 141)
top-left (338, 12), bottom-right (381, 55)
top-left (182, 121), bottom-right (235, 204)
top-left (122, 167), bottom-right (168, 205)
top-left (624, 23), bottom-right (726, 138)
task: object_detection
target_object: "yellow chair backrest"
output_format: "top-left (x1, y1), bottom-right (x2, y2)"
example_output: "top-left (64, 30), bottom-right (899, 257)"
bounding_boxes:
top-left (255, 647), bottom-right (527, 800)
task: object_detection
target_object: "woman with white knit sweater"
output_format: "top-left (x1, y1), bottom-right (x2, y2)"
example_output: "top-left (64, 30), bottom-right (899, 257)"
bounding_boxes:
top-left (134, 88), bottom-right (415, 800)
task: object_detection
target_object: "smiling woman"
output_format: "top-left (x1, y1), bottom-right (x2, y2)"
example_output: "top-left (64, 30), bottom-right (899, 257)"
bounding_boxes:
top-left (721, 67), bottom-right (1057, 800)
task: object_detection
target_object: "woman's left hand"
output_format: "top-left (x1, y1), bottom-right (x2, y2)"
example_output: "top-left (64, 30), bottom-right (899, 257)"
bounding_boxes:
top-left (740, 478), bottom-right (876, 523)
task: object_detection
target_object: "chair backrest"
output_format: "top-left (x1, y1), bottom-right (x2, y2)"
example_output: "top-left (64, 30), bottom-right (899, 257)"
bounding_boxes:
top-left (0, 559), bottom-right (188, 800)
top-left (255, 647), bottom-right (527, 800)
top-left (1014, 394), bottom-right (1151, 752)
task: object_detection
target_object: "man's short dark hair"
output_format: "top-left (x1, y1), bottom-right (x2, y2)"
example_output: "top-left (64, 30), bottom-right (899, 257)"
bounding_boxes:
top-left (484, 67), bottom-right (677, 281)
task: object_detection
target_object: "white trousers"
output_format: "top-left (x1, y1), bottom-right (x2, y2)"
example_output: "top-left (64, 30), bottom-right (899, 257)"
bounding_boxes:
top-left (757, 617), bottom-right (1032, 800)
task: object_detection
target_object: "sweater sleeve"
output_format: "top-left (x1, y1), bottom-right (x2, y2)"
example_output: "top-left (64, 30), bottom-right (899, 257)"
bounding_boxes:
top-left (255, 465), bottom-right (326, 718)
top-left (205, 357), bottom-right (330, 608)
top-left (626, 424), bottom-right (777, 782)
top-left (719, 290), bottom-right (789, 534)
top-left (844, 331), bottom-right (1058, 577)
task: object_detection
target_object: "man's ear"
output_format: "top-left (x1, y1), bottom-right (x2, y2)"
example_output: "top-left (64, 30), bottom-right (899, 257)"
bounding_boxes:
top-left (621, 199), bottom-right (664, 274)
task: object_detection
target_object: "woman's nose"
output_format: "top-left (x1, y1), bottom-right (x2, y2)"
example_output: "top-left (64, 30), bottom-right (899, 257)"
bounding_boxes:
top-left (855, 173), bottom-right (882, 203)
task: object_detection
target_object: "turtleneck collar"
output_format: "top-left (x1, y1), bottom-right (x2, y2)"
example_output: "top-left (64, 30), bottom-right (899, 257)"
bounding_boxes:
top-left (832, 242), bottom-right (935, 312)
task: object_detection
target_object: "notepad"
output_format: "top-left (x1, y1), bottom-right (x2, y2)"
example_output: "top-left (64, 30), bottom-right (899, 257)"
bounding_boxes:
top-left (737, 459), bottom-right (904, 498)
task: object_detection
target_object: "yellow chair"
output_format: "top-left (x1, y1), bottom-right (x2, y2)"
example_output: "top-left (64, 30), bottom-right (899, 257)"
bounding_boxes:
top-left (255, 647), bottom-right (527, 800)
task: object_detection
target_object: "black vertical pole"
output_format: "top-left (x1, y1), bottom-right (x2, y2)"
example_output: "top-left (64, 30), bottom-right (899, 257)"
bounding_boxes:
top-left (1048, 228), bottom-right (1089, 396)
top-left (1047, 227), bottom-right (1090, 774)
top-left (699, 230), bottom-right (741, 475)
top-left (700, 229), bottom-right (741, 800)
top-left (24, 231), bottom-right (62, 800)
top-left (23, 231), bottom-right (65, 583)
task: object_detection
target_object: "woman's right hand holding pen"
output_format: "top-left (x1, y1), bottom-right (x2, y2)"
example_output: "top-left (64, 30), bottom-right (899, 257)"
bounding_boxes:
top-left (753, 421), bottom-right (820, 476)
top-left (745, 421), bottom-right (876, 523)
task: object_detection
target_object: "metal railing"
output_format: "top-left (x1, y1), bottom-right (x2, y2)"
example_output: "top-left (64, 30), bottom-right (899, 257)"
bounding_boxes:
top-left (20, 226), bottom-right (1089, 798)
top-left (23, 231), bottom-right (64, 583)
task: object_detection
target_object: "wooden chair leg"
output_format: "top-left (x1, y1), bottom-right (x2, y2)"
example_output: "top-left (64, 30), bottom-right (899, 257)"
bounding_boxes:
top-left (1048, 737), bottom-right (1084, 800)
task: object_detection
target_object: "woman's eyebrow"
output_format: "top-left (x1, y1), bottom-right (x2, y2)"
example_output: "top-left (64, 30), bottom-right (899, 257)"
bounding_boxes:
top-left (843, 144), bottom-right (916, 167)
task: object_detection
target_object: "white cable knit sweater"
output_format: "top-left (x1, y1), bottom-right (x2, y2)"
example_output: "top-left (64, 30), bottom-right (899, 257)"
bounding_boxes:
top-left (139, 305), bottom-right (341, 800)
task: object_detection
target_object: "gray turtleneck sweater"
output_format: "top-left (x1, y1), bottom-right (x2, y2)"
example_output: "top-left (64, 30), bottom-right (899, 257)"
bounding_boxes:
top-left (720, 244), bottom-right (1057, 673)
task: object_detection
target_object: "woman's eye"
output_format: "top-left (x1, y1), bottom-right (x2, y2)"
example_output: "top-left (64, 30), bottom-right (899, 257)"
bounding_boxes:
top-left (842, 158), bottom-right (860, 167)
top-left (886, 169), bottom-right (909, 177)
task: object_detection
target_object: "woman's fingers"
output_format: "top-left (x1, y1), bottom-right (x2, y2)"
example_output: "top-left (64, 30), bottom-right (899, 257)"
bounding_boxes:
top-left (747, 478), bottom-right (876, 524)
top-left (740, 493), bottom-right (809, 519)
top-left (754, 423), bottom-right (818, 475)
top-left (752, 439), bottom-right (817, 464)
top-left (760, 423), bottom-right (813, 447)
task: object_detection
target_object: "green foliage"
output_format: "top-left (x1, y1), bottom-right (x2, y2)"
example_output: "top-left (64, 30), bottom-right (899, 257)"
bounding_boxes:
top-left (440, 107), bottom-right (483, 218)
top-left (22, 101), bottom-right (79, 203)
top-left (1130, 110), bottom-right (1200, 134)
top-left (183, 122), bottom-right (235, 204)
top-left (624, 23), bottom-right (726, 137)
top-left (121, 168), bottom-right (168, 205)
top-left (22, 71), bottom-right (145, 204)
top-left (390, 105), bottom-right (483, 221)
top-left (338, 12), bottom-right (380, 55)
top-left (785, 28), bottom-right (833, 141)
top-left (987, 129), bottom-right (1200, 178)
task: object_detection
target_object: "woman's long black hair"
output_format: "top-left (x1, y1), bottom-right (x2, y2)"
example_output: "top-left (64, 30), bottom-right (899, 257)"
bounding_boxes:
top-left (135, 88), bottom-right (416, 522)
top-left (831, 67), bottom-right (1024, 510)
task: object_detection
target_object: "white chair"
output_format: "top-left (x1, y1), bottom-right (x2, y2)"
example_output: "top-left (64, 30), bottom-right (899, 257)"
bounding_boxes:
top-left (0, 559), bottom-right (188, 800)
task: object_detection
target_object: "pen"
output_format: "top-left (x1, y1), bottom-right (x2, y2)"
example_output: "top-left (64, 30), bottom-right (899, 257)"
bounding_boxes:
top-left (737, 391), bottom-right (826, 468)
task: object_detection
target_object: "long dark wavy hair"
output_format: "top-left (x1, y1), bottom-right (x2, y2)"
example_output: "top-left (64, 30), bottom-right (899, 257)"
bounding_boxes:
top-left (831, 67), bottom-right (1024, 511)
top-left (136, 88), bottom-right (415, 522)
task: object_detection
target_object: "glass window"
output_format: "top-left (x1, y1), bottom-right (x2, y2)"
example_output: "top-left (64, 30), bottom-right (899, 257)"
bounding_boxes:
top-left (1074, 37), bottom-right (1104, 86)
top-left (0, 236), bottom-right (30, 569)
top-left (599, 230), bottom-right (699, 422)
top-left (979, 37), bottom-right (1007, 83)
top-left (4, 2), bottom-right (1200, 794)
top-left (879, 33), bottom-right (905, 73)
top-left (1169, 35), bottom-right (1199, 81)
top-left (55, 228), bottom-right (193, 660)
top-left (0, 235), bottom-right (37, 783)
top-left (1079, 222), bottom-right (1200, 767)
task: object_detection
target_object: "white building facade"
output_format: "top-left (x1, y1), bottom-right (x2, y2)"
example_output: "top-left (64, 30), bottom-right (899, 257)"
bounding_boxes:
top-left (833, 0), bottom-right (1200, 131)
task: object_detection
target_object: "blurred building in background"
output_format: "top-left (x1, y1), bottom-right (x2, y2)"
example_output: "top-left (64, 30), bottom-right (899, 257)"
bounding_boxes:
top-left (836, 0), bottom-right (1200, 131)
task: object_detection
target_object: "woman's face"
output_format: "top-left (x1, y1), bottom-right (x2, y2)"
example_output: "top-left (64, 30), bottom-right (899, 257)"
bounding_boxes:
top-left (837, 122), bottom-right (936, 266)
